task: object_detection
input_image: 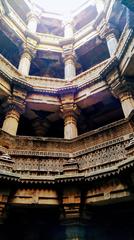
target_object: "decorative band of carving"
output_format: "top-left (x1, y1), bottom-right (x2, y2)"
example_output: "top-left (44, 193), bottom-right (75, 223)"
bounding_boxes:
top-left (5, 108), bottom-right (20, 122)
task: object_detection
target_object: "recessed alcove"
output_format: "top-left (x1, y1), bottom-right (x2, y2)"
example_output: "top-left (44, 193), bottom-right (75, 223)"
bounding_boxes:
top-left (76, 39), bottom-right (110, 72)
top-left (74, 4), bottom-right (98, 32)
top-left (30, 51), bottom-right (64, 78)
top-left (7, 0), bottom-right (30, 22)
top-left (0, 30), bottom-right (20, 68)
top-left (77, 96), bottom-right (124, 135)
top-left (37, 17), bottom-right (64, 36)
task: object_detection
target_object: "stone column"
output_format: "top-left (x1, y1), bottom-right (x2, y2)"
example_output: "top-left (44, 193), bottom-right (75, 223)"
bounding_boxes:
top-left (100, 23), bottom-right (118, 57)
top-left (64, 18), bottom-right (74, 39)
top-left (2, 105), bottom-right (21, 136)
top-left (62, 18), bottom-right (76, 80)
top-left (2, 92), bottom-right (26, 136)
top-left (61, 95), bottom-right (79, 139)
top-left (64, 54), bottom-right (76, 80)
top-left (106, 32), bottom-right (118, 57)
top-left (18, 48), bottom-right (32, 75)
top-left (27, 11), bottom-right (39, 34)
top-left (64, 112), bottom-right (78, 139)
top-left (119, 92), bottom-right (134, 118)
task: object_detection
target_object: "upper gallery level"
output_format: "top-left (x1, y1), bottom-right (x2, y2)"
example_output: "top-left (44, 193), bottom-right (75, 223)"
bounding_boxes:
top-left (0, 0), bottom-right (129, 77)
top-left (0, 0), bottom-right (133, 139)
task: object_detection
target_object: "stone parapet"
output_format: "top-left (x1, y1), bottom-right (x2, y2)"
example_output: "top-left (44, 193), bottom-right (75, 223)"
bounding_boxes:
top-left (0, 117), bottom-right (133, 182)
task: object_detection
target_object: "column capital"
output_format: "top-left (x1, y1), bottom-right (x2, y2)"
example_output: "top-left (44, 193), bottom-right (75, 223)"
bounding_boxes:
top-left (5, 88), bottom-right (26, 115)
top-left (118, 90), bottom-right (133, 101)
top-left (60, 38), bottom-right (74, 50)
top-left (27, 10), bottom-right (41, 24)
top-left (60, 97), bottom-right (79, 139)
top-left (63, 15), bottom-right (73, 27)
top-left (60, 101), bottom-right (79, 118)
top-left (113, 77), bottom-right (133, 98)
top-left (5, 97), bottom-right (25, 115)
top-left (61, 40), bottom-right (76, 65)
top-left (19, 42), bottom-right (37, 75)
top-left (21, 42), bottom-right (37, 59)
top-left (98, 21), bottom-right (118, 40)
top-left (20, 48), bottom-right (32, 62)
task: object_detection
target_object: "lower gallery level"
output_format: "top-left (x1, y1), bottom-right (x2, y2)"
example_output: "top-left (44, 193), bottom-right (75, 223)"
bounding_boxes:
top-left (1, 201), bottom-right (134, 240)
top-left (0, 114), bottom-right (134, 239)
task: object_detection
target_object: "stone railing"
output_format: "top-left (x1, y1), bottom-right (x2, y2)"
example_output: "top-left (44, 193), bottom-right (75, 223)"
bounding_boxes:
top-left (8, 3), bottom-right (26, 33)
top-left (72, 59), bottom-right (109, 86)
top-left (25, 75), bottom-right (66, 89)
top-left (25, 59), bottom-right (109, 91)
top-left (0, 54), bottom-right (108, 92)
top-left (0, 117), bottom-right (133, 181)
top-left (37, 33), bottom-right (63, 52)
top-left (0, 54), bottom-right (21, 78)
top-left (74, 22), bottom-right (97, 49)
top-left (11, 134), bottom-right (130, 177)
top-left (37, 33), bottom-right (63, 45)
top-left (116, 24), bottom-right (133, 60)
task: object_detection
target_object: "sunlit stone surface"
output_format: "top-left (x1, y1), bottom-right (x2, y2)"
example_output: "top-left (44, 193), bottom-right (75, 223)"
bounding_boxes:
top-left (0, 0), bottom-right (133, 239)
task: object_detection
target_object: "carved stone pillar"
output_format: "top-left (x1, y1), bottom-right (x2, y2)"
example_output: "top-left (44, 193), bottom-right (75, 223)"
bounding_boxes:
top-left (61, 39), bottom-right (76, 80)
top-left (18, 47), bottom-right (33, 75)
top-left (106, 32), bottom-right (118, 56)
top-left (64, 112), bottom-right (78, 139)
top-left (61, 18), bottom-right (76, 81)
top-left (61, 94), bottom-right (78, 139)
top-left (2, 106), bottom-right (20, 136)
top-left (100, 23), bottom-right (118, 56)
top-left (64, 18), bottom-right (74, 39)
top-left (27, 11), bottom-right (40, 33)
top-left (2, 90), bottom-right (26, 136)
top-left (119, 91), bottom-right (134, 118)
top-left (61, 187), bottom-right (86, 240)
top-left (64, 54), bottom-right (76, 80)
